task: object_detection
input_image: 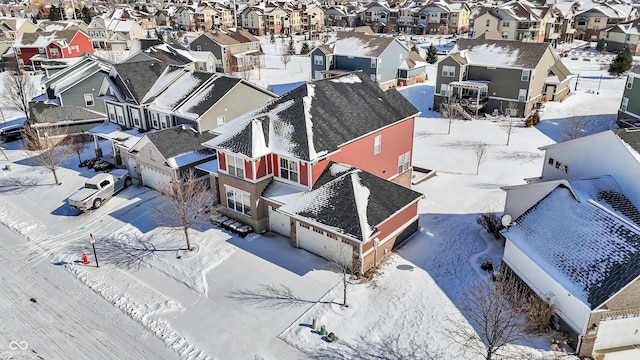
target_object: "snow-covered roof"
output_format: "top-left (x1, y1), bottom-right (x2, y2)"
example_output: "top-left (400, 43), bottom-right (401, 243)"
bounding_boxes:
top-left (332, 31), bottom-right (404, 58)
top-left (504, 176), bottom-right (640, 310)
top-left (453, 37), bottom-right (553, 69)
top-left (89, 121), bottom-right (145, 150)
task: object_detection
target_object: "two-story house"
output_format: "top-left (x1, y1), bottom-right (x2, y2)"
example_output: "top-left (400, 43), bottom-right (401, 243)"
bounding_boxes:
top-left (617, 65), bottom-right (640, 127)
top-left (419, 1), bottom-right (471, 35)
top-left (0, 17), bottom-right (37, 41)
top-left (13, 28), bottom-right (94, 70)
top-left (360, 2), bottom-right (391, 33)
top-left (202, 72), bottom-right (422, 274)
top-left (309, 31), bottom-right (412, 89)
top-left (433, 36), bottom-right (572, 118)
top-left (189, 28), bottom-right (262, 73)
top-left (87, 17), bottom-right (144, 50)
top-left (600, 18), bottom-right (640, 54)
top-left (574, 1), bottom-right (636, 41)
top-left (471, 1), bottom-right (549, 42)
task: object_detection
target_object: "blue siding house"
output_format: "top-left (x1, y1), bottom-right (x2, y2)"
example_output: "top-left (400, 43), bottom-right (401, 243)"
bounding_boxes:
top-left (310, 32), bottom-right (423, 89)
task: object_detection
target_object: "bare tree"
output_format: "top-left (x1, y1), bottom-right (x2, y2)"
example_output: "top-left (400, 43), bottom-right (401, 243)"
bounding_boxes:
top-left (561, 116), bottom-right (591, 141)
top-left (63, 133), bottom-right (90, 164)
top-left (498, 103), bottom-right (520, 146)
top-left (152, 168), bottom-right (211, 251)
top-left (440, 97), bottom-right (459, 135)
top-left (281, 53), bottom-right (291, 70)
top-left (326, 242), bottom-right (357, 307)
top-left (1, 70), bottom-right (39, 120)
top-left (21, 124), bottom-right (72, 185)
top-left (473, 142), bottom-right (489, 175)
top-left (445, 274), bottom-right (531, 360)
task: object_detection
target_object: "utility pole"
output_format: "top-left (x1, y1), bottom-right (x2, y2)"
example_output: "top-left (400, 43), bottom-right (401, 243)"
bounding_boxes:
top-left (89, 233), bottom-right (99, 268)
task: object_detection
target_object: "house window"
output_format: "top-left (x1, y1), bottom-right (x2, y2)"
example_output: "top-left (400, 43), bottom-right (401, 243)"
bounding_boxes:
top-left (521, 70), bottom-right (530, 81)
top-left (501, 32), bottom-right (508, 39)
top-left (442, 65), bottom-right (455, 77)
top-left (149, 148), bottom-right (155, 161)
top-left (151, 113), bottom-right (159, 128)
top-left (502, 21), bottom-right (509, 27)
top-left (626, 77), bottom-right (634, 89)
top-left (84, 94), bottom-right (94, 106)
top-left (163, 115), bottom-right (171, 129)
top-left (279, 158), bottom-right (298, 182)
top-left (563, 165), bottom-right (569, 173)
top-left (15, 47), bottom-right (20, 54)
top-left (370, 73), bottom-right (377, 81)
top-left (371, 58), bottom-right (377, 68)
top-left (49, 48), bottom-right (59, 56)
top-left (196, 45), bottom-right (202, 51)
top-left (518, 89), bottom-right (527, 102)
top-left (226, 186), bottom-right (251, 215)
top-left (313, 55), bottom-right (323, 65)
top-left (485, 19), bottom-right (490, 27)
top-left (131, 109), bottom-right (141, 127)
top-left (217, 116), bottom-right (225, 126)
top-left (440, 84), bottom-right (448, 96)
top-left (374, 135), bottom-right (381, 154)
top-left (398, 151), bottom-right (411, 173)
top-left (594, 18), bottom-right (601, 23)
top-left (548, 157), bottom-right (554, 165)
top-left (621, 97), bottom-right (629, 112)
top-left (227, 154), bottom-right (245, 178)
top-left (38, 47), bottom-right (45, 53)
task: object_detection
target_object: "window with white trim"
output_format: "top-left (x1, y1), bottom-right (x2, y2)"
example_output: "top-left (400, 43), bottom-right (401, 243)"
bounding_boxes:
top-left (84, 94), bottom-right (94, 106)
top-left (521, 70), bottom-right (530, 81)
top-left (622, 97), bottom-right (629, 112)
top-left (485, 19), bottom-right (490, 26)
top-left (217, 116), bottom-right (225, 126)
top-left (279, 158), bottom-right (298, 182)
top-left (502, 21), bottom-right (509, 27)
top-left (313, 55), bottom-right (323, 65)
top-left (15, 47), bottom-right (20, 54)
top-left (518, 89), bottom-right (527, 102)
top-left (226, 186), bottom-right (251, 215)
top-left (626, 77), bottom-right (634, 89)
top-left (398, 151), bottom-right (410, 173)
top-left (501, 31), bottom-right (508, 39)
top-left (49, 48), bottom-right (59, 56)
top-left (370, 73), bottom-right (376, 81)
top-left (227, 154), bottom-right (245, 178)
top-left (151, 113), bottom-right (159, 128)
top-left (371, 58), bottom-right (377, 68)
top-left (131, 109), bottom-right (141, 127)
top-left (374, 135), bottom-right (381, 154)
top-left (196, 45), bottom-right (201, 51)
top-left (38, 47), bottom-right (45, 54)
top-left (442, 65), bottom-right (455, 77)
top-left (440, 84), bottom-right (448, 96)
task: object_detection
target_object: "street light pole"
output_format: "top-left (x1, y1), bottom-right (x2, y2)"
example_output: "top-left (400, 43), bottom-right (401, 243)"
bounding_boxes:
top-left (574, 74), bottom-right (579, 91)
top-left (89, 233), bottom-right (99, 268)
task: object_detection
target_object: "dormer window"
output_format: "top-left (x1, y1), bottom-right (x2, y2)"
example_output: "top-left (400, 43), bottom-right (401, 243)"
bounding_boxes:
top-left (279, 158), bottom-right (298, 182)
top-left (227, 154), bottom-right (245, 178)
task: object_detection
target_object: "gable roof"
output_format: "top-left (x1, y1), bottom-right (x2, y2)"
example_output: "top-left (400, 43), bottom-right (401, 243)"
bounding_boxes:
top-left (29, 103), bottom-right (105, 124)
top-left (15, 29), bottom-right (82, 47)
top-left (146, 69), bottom-right (215, 113)
top-left (277, 162), bottom-right (423, 241)
top-left (203, 28), bottom-right (259, 46)
top-left (144, 125), bottom-right (215, 161)
top-left (332, 31), bottom-right (404, 58)
top-left (504, 176), bottom-right (640, 310)
top-left (110, 60), bottom-right (167, 103)
top-left (205, 72), bottom-right (418, 162)
top-left (173, 76), bottom-right (244, 120)
top-left (453, 37), bottom-right (551, 69)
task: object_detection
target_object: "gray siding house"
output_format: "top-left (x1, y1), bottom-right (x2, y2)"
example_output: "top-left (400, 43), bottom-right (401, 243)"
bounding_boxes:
top-left (434, 36), bottom-right (572, 118)
top-left (617, 66), bottom-right (640, 128)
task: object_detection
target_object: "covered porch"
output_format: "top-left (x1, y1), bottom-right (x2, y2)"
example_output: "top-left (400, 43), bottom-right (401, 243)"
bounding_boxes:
top-left (447, 80), bottom-right (490, 118)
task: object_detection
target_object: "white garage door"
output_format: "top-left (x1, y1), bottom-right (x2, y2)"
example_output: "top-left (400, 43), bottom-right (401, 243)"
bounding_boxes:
top-left (140, 166), bottom-right (170, 191)
top-left (125, 157), bottom-right (138, 181)
top-left (269, 206), bottom-right (290, 237)
top-left (594, 316), bottom-right (640, 351)
top-left (297, 224), bottom-right (352, 267)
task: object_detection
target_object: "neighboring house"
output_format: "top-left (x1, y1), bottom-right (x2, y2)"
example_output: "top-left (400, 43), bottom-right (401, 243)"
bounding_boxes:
top-left (13, 28), bottom-right (94, 70)
top-left (618, 66), bottom-right (640, 127)
top-left (324, 6), bottom-right (355, 28)
top-left (419, 1), bottom-right (471, 35)
top-left (573, 0), bottom-right (636, 41)
top-left (397, 50), bottom-right (428, 86)
top-left (175, 5), bottom-right (197, 31)
top-left (501, 176), bottom-right (640, 357)
top-left (471, 1), bottom-right (550, 42)
top-left (189, 28), bottom-right (261, 73)
top-left (27, 102), bottom-right (106, 139)
top-left (546, 1), bottom-right (577, 46)
top-left (36, 53), bottom-right (112, 113)
top-left (201, 72), bottom-right (421, 273)
top-left (309, 31), bottom-right (411, 89)
top-left (0, 17), bottom-right (37, 41)
top-left (87, 17), bottom-right (144, 50)
top-left (123, 125), bottom-right (216, 190)
top-left (126, 42), bottom-right (216, 73)
top-left (303, 4), bottom-right (324, 32)
top-left (360, 2), bottom-right (391, 33)
top-left (38, 20), bottom-right (88, 33)
top-left (600, 18), bottom-right (640, 54)
top-left (433, 36), bottom-right (572, 119)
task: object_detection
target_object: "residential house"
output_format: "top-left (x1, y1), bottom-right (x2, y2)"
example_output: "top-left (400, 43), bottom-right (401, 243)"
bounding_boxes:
top-left (618, 66), bottom-right (640, 127)
top-left (324, 6), bottom-right (356, 28)
top-left (433, 36), bottom-right (572, 119)
top-left (28, 102), bottom-right (106, 139)
top-left (309, 31), bottom-right (412, 89)
top-left (501, 176), bottom-right (640, 357)
top-left (600, 18), bottom-right (640, 54)
top-left (87, 17), bottom-right (144, 50)
top-left (419, 1), bottom-right (471, 35)
top-left (573, 0), bottom-right (636, 41)
top-left (122, 125), bottom-right (216, 190)
top-left (38, 20), bottom-right (88, 33)
top-left (189, 28), bottom-right (261, 73)
top-left (398, 50), bottom-right (428, 86)
top-left (471, 1), bottom-right (550, 42)
top-left (13, 28), bottom-right (94, 70)
top-left (545, 2), bottom-right (577, 46)
top-left (241, 3), bottom-right (290, 36)
top-left (194, 3), bottom-right (218, 31)
top-left (0, 17), bottom-right (37, 41)
top-left (175, 5), bottom-right (197, 31)
top-left (303, 4), bottom-right (324, 32)
top-left (202, 72), bottom-right (422, 273)
top-left (360, 2), bottom-right (391, 33)
top-left (126, 42), bottom-right (217, 73)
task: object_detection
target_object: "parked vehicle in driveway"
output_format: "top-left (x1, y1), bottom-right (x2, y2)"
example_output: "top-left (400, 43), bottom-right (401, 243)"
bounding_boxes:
top-left (0, 125), bottom-right (25, 143)
top-left (68, 169), bottom-right (132, 211)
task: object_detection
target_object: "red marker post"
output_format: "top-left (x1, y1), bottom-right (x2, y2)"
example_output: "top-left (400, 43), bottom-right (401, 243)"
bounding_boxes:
top-left (90, 233), bottom-right (99, 268)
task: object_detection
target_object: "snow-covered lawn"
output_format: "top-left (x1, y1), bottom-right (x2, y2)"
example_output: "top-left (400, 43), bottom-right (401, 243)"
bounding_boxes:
top-left (0, 36), bottom-right (630, 359)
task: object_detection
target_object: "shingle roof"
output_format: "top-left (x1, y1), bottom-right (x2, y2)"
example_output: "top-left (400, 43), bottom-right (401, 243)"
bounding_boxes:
top-left (206, 72), bottom-right (418, 161)
top-left (112, 60), bottom-right (167, 103)
top-left (204, 28), bottom-right (259, 45)
top-left (333, 31), bottom-right (401, 58)
top-left (454, 37), bottom-right (551, 69)
top-left (29, 103), bottom-right (105, 124)
top-left (614, 128), bottom-right (640, 155)
top-left (278, 162), bottom-right (422, 241)
top-left (505, 176), bottom-right (640, 310)
top-left (145, 125), bottom-right (215, 160)
top-left (174, 76), bottom-right (242, 119)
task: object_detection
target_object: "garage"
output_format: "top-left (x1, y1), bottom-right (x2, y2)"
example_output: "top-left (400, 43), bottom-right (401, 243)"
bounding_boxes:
top-left (268, 206), bottom-right (290, 237)
top-left (140, 165), bottom-right (170, 190)
top-left (593, 316), bottom-right (640, 351)
top-left (296, 223), bottom-right (353, 267)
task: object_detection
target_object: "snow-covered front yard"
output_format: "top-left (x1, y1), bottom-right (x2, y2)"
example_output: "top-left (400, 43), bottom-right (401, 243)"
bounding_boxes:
top-left (0, 36), bottom-right (630, 359)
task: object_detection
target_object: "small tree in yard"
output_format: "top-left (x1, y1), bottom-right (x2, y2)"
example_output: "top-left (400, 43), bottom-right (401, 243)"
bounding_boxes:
top-left (326, 243), bottom-right (357, 307)
top-left (300, 41), bottom-right (311, 54)
top-left (1, 70), bottom-right (39, 121)
top-left (595, 38), bottom-right (606, 52)
top-left (425, 44), bottom-right (438, 64)
top-left (561, 116), bottom-right (591, 141)
top-left (476, 213), bottom-right (503, 240)
top-left (21, 124), bottom-right (72, 185)
top-left (609, 47), bottom-right (632, 77)
top-left (63, 133), bottom-right (90, 164)
top-left (445, 273), bottom-right (531, 360)
top-left (287, 38), bottom-right (295, 55)
top-left (281, 53), bottom-right (291, 69)
top-left (440, 97), bottom-right (460, 134)
top-left (473, 142), bottom-right (489, 175)
top-left (498, 102), bottom-right (520, 146)
top-left (153, 169), bottom-right (211, 251)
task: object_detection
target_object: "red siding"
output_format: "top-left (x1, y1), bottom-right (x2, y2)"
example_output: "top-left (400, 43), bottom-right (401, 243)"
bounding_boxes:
top-left (256, 155), bottom-right (268, 178)
top-left (64, 31), bottom-right (94, 58)
top-left (218, 152), bottom-right (226, 171)
top-left (311, 158), bottom-right (330, 185)
top-left (16, 48), bottom-right (39, 67)
top-left (272, 154), bottom-right (279, 177)
top-left (362, 201), bottom-right (418, 253)
top-left (267, 154), bottom-right (273, 174)
top-left (331, 118), bottom-right (414, 181)
top-left (300, 162), bottom-right (309, 186)
top-left (245, 159), bottom-right (253, 179)
top-left (46, 44), bottom-right (62, 59)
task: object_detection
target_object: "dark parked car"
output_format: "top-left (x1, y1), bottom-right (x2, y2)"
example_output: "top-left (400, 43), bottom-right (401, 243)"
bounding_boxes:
top-left (0, 125), bottom-right (24, 143)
